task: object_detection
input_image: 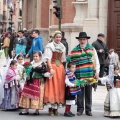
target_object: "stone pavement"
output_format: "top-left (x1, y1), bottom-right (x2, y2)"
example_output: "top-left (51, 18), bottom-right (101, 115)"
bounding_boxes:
top-left (0, 85), bottom-right (111, 120)
top-left (92, 85), bottom-right (107, 104)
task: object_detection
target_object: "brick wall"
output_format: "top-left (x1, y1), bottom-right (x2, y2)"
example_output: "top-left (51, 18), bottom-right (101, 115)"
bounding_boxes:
top-left (41, 0), bottom-right (49, 28)
top-left (23, 0), bottom-right (76, 29)
top-left (62, 0), bottom-right (76, 23)
top-left (52, 0), bottom-right (76, 25)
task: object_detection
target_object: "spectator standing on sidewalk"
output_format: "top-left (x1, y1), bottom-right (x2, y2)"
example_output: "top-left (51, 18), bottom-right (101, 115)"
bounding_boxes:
top-left (92, 33), bottom-right (109, 85)
top-left (26, 31), bottom-right (34, 61)
top-left (26, 29), bottom-right (44, 58)
top-left (8, 32), bottom-right (15, 58)
top-left (15, 30), bottom-right (27, 56)
top-left (1, 32), bottom-right (10, 59)
top-left (61, 31), bottom-right (68, 68)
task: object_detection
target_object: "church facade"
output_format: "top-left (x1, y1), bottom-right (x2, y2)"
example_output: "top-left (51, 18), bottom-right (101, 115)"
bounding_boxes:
top-left (22, 0), bottom-right (120, 54)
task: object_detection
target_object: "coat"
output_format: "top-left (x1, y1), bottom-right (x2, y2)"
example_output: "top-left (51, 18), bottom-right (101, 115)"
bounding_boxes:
top-left (92, 39), bottom-right (108, 64)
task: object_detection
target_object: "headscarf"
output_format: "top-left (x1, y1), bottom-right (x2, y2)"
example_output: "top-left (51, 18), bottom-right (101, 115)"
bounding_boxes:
top-left (4, 32), bottom-right (8, 37)
top-left (53, 30), bottom-right (62, 38)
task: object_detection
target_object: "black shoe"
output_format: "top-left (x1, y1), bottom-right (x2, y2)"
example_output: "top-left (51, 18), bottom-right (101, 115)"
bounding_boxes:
top-left (77, 111), bottom-right (83, 116)
top-left (86, 111), bottom-right (92, 116)
top-left (69, 112), bottom-right (75, 116)
top-left (19, 112), bottom-right (29, 115)
top-left (98, 81), bottom-right (105, 86)
top-left (33, 112), bottom-right (39, 115)
top-left (64, 112), bottom-right (73, 117)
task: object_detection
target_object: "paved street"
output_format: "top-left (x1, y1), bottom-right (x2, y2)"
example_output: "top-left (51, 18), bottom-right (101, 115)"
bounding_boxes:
top-left (0, 86), bottom-right (118, 120)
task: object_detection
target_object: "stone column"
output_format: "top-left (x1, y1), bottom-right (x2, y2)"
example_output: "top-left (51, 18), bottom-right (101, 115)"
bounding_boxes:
top-left (22, 0), bottom-right (27, 28)
top-left (87, 0), bottom-right (99, 20)
top-left (72, 0), bottom-right (88, 25)
top-left (99, 0), bottom-right (108, 37)
top-left (83, 0), bottom-right (99, 44)
top-left (35, 0), bottom-right (41, 28)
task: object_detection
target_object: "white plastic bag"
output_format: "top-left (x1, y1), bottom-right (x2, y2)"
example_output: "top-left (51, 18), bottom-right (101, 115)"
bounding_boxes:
top-left (0, 49), bottom-right (6, 66)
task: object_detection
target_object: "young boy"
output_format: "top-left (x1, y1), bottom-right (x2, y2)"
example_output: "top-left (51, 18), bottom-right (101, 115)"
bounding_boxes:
top-left (64, 62), bottom-right (81, 117)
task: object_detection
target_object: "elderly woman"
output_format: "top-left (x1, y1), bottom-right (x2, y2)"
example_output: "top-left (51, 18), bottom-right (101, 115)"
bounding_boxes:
top-left (44, 30), bottom-right (66, 116)
top-left (1, 32), bottom-right (10, 58)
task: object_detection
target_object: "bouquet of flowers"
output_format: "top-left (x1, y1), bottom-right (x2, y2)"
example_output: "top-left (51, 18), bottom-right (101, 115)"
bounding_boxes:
top-left (23, 62), bottom-right (32, 80)
top-left (74, 78), bottom-right (98, 87)
top-left (85, 78), bottom-right (98, 84)
top-left (74, 79), bottom-right (87, 87)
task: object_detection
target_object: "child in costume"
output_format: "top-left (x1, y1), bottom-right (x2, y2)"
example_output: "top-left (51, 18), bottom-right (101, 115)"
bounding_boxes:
top-left (64, 62), bottom-right (81, 117)
top-left (16, 54), bottom-right (25, 96)
top-left (99, 65), bottom-right (120, 117)
top-left (19, 51), bottom-right (50, 115)
top-left (0, 60), bottom-right (19, 110)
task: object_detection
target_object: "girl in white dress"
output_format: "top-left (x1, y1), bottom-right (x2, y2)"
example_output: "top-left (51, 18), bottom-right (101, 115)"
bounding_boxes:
top-left (99, 65), bottom-right (120, 117)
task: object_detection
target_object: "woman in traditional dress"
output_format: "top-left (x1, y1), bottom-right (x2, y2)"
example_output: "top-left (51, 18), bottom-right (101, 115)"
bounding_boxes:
top-left (44, 30), bottom-right (66, 116)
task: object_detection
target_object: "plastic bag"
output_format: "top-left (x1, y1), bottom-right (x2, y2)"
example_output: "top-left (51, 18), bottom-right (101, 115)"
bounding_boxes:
top-left (0, 49), bottom-right (6, 66)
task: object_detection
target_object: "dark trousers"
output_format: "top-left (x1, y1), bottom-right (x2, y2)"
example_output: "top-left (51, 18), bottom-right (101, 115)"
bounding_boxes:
top-left (30, 54), bottom-right (33, 62)
top-left (8, 49), bottom-right (12, 59)
top-left (77, 85), bottom-right (92, 112)
top-left (99, 64), bottom-right (105, 77)
top-left (62, 62), bottom-right (66, 69)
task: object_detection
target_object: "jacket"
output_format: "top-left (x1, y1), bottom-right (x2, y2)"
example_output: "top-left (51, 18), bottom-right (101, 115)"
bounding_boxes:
top-left (92, 39), bottom-right (108, 64)
top-left (28, 35), bottom-right (43, 55)
top-left (61, 38), bottom-right (68, 55)
top-left (2, 37), bottom-right (10, 48)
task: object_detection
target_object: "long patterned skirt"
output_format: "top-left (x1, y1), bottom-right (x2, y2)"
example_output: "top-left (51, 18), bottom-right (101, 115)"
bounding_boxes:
top-left (44, 63), bottom-right (65, 106)
top-left (0, 85), bottom-right (19, 110)
top-left (19, 78), bottom-right (44, 109)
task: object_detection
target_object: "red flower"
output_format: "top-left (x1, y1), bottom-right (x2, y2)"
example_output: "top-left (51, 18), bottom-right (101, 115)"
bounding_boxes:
top-left (23, 62), bottom-right (31, 66)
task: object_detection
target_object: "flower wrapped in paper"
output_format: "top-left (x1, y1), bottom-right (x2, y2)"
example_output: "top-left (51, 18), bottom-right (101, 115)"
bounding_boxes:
top-left (85, 78), bottom-right (98, 84)
top-left (74, 78), bottom-right (98, 87)
top-left (23, 62), bottom-right (32, 80)
top-left (74, 79), bottom-right (87, 87)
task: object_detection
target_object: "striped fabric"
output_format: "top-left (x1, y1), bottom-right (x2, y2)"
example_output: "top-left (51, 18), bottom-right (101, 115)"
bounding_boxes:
top-left (70, 44), bottom-right (94, 80)
top-left (66, 70), bottom-right (81, 96)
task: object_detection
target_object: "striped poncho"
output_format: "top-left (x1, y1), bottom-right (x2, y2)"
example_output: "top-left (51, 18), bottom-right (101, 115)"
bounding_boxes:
top-left (70, 44), bottom-right (94, 80)
top-left (66, 70), bottom-right (81, 96)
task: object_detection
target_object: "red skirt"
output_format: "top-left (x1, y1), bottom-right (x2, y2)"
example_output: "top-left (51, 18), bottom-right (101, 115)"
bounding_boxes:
top-left (21, 78), bottom-right (40, 100)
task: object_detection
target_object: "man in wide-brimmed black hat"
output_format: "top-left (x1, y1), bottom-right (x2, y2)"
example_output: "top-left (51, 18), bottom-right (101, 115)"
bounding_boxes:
top-left (66, 32), bottom-right (100, 116)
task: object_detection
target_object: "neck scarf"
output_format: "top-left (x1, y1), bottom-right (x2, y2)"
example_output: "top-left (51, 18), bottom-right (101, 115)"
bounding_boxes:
top-left (46, 41), bottom-right (65, 53)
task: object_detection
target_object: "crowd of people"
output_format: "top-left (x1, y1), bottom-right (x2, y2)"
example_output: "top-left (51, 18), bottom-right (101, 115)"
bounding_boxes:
top-left (0, 29), bottom-right (120, 118)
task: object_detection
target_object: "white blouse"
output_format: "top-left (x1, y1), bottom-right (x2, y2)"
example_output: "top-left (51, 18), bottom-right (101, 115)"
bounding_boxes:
top-left (44, 47), bottom-right (66, 62)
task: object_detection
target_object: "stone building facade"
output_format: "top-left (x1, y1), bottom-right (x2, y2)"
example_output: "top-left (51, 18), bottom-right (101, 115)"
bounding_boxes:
top-left (22, 0), bottom-right (120, 54)
top-left (0, 0), bottom-right (22, 33)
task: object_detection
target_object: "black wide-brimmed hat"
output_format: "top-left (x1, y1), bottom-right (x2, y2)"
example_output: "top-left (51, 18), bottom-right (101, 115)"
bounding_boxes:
top-left (76, 32), bottom-right (90, 39)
